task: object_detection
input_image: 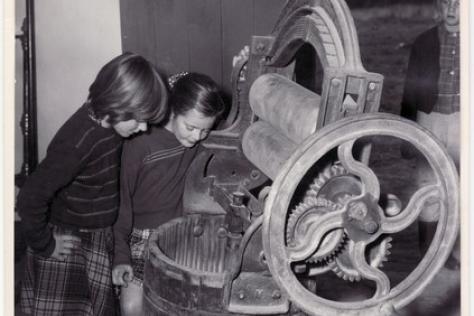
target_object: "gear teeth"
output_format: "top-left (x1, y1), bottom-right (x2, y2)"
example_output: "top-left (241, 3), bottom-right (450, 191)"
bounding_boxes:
top-left (303, 196), bottom-right (318, 205)
top-left (307, 188), bottom-right (318, 197)
top-left (331, 236), bottom-right (393, 282)
top-left (323, 168), bottom-right (333, 179)
top-left (306, 230), bottom-right (346, 264)
top-left (286, 196), bottom-right (343, 264)
top-left (314, 178), bottom-right (325, 188)
top-left (309, 162), bottom-right (348, 194)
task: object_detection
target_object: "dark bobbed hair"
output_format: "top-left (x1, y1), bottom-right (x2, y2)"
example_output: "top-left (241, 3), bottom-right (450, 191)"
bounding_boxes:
top-left (168, 73), bottom-right (226, 120)
top-left (87, 52), bottom-right (168, 125)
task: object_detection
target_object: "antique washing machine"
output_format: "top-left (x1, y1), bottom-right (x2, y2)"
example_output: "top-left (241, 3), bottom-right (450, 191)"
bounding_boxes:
top-left (143, 0), bottom-right (459, 315)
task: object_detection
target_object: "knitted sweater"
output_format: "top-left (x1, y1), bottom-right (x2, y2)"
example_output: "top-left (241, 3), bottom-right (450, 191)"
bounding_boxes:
top-left (113, 126), bottom-right (199, 266)
top-left (17, 104), bottom-right (123, 257)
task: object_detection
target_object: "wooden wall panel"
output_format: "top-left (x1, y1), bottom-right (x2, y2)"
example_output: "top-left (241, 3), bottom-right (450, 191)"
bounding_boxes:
top-left (149, 0), bottom-right (189, 74)
top-left (221, 0), bottom-right (254, 91)
top-left (120, 0), bottom-right (156, 63)
top-left (252, 0), bottom-right (286, 35)
top-left (120, 0), bottom-right (286, 94)
top-left (186, 0), bottom-right (222, 83)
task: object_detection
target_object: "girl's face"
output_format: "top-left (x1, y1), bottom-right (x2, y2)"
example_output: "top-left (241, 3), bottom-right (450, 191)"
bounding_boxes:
top-left (112, 119), bottom-right (148, 138)
top-left (166, 108), bottom-right (216, 148)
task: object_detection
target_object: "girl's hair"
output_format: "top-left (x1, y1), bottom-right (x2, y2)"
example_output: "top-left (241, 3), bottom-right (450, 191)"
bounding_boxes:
top-left (168, 72), bottom-right (226, 119)
top-left (87, 52), bottom-right (168, 125)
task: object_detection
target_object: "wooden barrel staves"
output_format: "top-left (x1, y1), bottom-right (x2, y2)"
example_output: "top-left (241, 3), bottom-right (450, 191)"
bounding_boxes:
top-left (143, 214), bottom-right (246, 316)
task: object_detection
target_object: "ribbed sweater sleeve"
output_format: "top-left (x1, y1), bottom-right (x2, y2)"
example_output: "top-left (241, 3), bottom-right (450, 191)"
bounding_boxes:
top-left (17, 143), bottom-right (84, 257)
top-left (400, 37), bottom-right (421, 122)
top-left (113, 139), bottom-right (143, 266)
top-left (401, 26), bottom-right (440, 120)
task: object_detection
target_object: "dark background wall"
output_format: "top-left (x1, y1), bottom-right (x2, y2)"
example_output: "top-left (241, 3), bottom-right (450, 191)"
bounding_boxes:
top-left (120, 0), bottom-right (286, 96)
top-left (346, 0), bottom-right (433, 7)
top-left (119, 0), bottom-right (437, 114)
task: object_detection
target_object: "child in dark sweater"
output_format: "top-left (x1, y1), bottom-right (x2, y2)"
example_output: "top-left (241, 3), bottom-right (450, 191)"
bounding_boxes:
top-left (17, 52), bottom-right (168, 316)
top-left (112, 72), bottom-right (226, 315)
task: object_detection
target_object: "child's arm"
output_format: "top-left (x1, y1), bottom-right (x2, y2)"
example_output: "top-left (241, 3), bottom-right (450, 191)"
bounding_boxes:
top-left (16, 144), bottom-right (84, 257)
top-left (113, 139), bottom-right (144, 268)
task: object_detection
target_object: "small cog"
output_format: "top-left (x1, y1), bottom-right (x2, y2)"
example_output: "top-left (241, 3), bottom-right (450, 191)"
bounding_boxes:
top-left (307, 161), bottom-right (361, 206)
top-left (369, 236), bottom-right (392, 268)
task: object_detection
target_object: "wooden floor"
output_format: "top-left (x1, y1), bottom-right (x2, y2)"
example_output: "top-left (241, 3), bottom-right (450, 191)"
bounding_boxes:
top-left (401, 266), bottom-right (460, 316)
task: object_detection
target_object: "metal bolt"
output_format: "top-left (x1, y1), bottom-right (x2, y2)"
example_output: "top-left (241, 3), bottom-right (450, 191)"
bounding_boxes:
top-left (332, 78), bottom-right (341, 86)
top-left (293, 264), bottom-right (307, 274)
top-left (193, 225), bottom-right (203, 237)
top-left (348, 202), bottom-right (367, 220)
top-left (369, 82), bottom-right (376, 90)
top-left (256, 43), bottom-right (265, 52)
top-left (250, 169), bottom-right (261, 179)
top-left (238, 291), bottom-right (245, 300)
top-left (272, 290), bottom-right (281, 299)
top-left (364, 221), bottom-right (379, 234)
top-left (232, 191), bottom-right (245, 206)
top-left (259, 251), bottom-right (267, 266)
top-left (217, 227), bottom-right (228, 238)
top-left (385, 193), bottom-right (402, 217)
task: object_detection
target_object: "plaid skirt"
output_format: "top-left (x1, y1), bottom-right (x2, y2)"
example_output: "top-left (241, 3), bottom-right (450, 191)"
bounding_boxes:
top-left (20, 225), bottom-right (118, 316)
top-left (129, 228), bottom-right (153, 285)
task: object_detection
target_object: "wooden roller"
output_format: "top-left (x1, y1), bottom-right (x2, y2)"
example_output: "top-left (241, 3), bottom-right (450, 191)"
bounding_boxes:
top-left (249, 73), bottom-right (321, 143)
top-left (242, 120), bottom-right (297, 180)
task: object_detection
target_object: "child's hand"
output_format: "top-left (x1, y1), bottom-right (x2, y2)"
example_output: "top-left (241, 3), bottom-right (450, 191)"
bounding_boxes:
top-left (232, 45), bottom-right (250, 67)
top-left (112, 264), bottom-right (134, 287)
top-left (51, 232), bottom-right (81, 261)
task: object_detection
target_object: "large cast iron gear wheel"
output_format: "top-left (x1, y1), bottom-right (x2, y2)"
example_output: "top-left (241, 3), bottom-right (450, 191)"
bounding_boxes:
top-left (286, 197), bottom-right (344, 263)
top-left (262, 113), bottom-right (459, 316)
top-left (295, 162), bottom-right (393, 279)
top-left (293, 161), bottom-right (393, 280)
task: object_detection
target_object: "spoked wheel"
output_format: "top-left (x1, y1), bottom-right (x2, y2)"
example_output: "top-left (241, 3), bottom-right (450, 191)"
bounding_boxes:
top-left (262, 113), bottom-right (459, 316)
